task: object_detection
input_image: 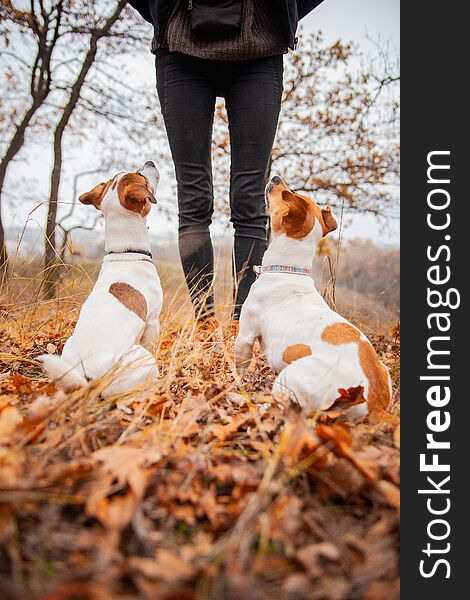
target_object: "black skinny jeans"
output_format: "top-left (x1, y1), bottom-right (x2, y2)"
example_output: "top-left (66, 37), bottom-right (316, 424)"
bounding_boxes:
top-left (156, 50), bottom-right (283, 319)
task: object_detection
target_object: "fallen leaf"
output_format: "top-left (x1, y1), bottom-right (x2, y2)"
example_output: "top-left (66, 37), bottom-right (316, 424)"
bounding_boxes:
top-left (86, 446), bottom-right (161, 530)
top-left (281, 420), bottom-right (321, 468)
top-left (0, 405), bottom-right (22, 444)
top-left (297, 542), bottom-right (341, 578)
top-left (376, 480), bottom-right (400, 510)
top-left (393, 425), bottom-right (400, 449)
top-left (129, 548), bottom-right (195, 582)
top-left (317, 424), bottom-right (378, 481)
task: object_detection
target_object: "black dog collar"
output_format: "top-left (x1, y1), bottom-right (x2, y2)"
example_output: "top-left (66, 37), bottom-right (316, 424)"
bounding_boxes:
top-left (107, 249), bottom-right (152, 259)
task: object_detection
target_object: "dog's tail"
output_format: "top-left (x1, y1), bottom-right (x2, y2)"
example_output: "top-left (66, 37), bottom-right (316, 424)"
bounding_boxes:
top-left (38, 354), bottom-right (88, 391)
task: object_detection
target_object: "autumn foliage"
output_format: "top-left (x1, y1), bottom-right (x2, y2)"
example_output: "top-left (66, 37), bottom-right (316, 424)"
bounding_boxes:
top-left (0, 272), bottom-right (400, 600)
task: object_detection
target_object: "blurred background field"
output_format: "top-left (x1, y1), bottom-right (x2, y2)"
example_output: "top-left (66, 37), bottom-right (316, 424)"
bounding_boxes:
top-left (1, 233), bottom-right (399, 336)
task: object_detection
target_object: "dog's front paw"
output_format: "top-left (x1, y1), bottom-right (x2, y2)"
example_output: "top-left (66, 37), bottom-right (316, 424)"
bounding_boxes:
top-left (234, 340), bottom-right (254, 379)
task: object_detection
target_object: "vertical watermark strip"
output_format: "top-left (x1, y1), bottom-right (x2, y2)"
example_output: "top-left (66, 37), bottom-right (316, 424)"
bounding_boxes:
top-left (401, 2), bottom-right (467, 594)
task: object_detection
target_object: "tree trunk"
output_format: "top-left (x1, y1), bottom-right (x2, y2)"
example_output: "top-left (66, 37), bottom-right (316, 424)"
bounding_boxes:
top-left (0, 97), bottom-right (48, 281)
top-left (43, 2), bottom-right (125, 298)
top-left (43, 139), bottom-right (64, 298)
top-left (0, 0), bottom-right (63, 282)
top-left (0, 208), bottom-right (7, 286)
top-left (43, 41), bottom-right (99, 299)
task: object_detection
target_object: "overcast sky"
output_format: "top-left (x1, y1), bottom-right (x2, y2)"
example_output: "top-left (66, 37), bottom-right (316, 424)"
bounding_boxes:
top-left (303, 0), bottom-right (399, 44)
top-left (3, 0), bottom-right (400, 249)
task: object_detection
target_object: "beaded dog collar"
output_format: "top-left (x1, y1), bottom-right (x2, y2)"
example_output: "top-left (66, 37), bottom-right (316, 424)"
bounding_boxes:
top-left (253, 265), bottom-right (311, 277)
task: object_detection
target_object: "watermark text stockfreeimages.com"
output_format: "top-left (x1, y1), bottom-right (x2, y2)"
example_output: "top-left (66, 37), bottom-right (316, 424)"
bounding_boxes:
top-left (418, 150), bottom-right (460, 579)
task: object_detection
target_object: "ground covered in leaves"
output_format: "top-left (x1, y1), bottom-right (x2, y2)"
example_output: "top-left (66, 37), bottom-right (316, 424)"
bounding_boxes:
top-left (0, 295), bottom-right (400, 600)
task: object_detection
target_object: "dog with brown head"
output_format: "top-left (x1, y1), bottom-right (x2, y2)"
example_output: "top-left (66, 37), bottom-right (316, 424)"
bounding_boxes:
top-left (266, 175), bottom-right (337, 241)
top-left (79, 160), bottom-right (159, 216)
top-left (78, 161), bottom-right (159, 255)
top-left (234, 175), bottom-right (391, 420)
top-left (39, 161), bottom-right (163, 398)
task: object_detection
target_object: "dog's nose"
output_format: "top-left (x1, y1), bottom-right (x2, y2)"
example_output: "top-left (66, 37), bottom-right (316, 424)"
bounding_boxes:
top-left (271, 175), bottom-right (281, 185)
top-left (144, 160), bottom-right (156, 169)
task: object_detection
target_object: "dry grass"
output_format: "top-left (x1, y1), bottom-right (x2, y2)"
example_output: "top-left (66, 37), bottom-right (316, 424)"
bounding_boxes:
top-left (0, 261), bottom-right (400, 600)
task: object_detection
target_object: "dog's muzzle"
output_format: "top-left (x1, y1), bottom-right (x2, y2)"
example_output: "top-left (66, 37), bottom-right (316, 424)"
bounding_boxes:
top-left (138, 160), bottom-right (160, 197)
top-left (266, 175), bottom-right (282, 195)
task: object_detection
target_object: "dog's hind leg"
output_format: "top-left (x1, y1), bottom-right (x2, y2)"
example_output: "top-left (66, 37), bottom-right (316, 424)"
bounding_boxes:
top-left (272, 355), bottom-right (369, 420)
top-left (140, 321), bottom-right (160, 353)
top-left (272, 355), bottom-right (333, 410)
top-left (234, 317), bottom-right (259, 379)
top-left (105, 345), bottom-right (159, 397)
top-left (234, 338), bottom-right (254, 378)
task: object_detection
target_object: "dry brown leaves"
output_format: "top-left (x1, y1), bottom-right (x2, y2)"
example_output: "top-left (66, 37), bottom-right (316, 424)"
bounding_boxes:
top-left (0, 317), bottom-right (400, 600)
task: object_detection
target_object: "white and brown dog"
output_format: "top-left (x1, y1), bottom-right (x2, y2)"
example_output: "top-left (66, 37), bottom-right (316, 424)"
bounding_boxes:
top-left (234, 176), bottom-right (391, 419)
top-left (40, 161), bottom-right (163, 397)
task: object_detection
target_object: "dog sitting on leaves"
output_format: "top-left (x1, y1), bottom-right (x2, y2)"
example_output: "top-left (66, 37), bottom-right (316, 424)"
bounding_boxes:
top-left (234, 176), bottom-right (391, 419)
top-left (40, 161), bottom-right (162, 397)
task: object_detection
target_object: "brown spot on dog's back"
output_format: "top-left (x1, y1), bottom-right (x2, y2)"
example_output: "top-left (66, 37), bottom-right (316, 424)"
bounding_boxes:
top-left (283, 343), bottom-right (312, 364)
top-left (358, 340), bottom-right (391, 414)
top-left (321, 322), bottom-right (361, 345)
top-left (109, 282), bottom-right (147, 321)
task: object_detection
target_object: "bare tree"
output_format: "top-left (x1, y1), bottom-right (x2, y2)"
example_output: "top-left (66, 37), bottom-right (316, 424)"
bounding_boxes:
top-left (43, 0), bottom-right (128, 298)
top-left (272, 35), bottom-right (399, 216)
top-left (211, 34), bottom-right (400, 220)
top-left (56, 166), bottom-right (108, 264)
top-left (0, 1), bottom-right (164, 295)
top-left (0, 0), bottom-right (65, 278)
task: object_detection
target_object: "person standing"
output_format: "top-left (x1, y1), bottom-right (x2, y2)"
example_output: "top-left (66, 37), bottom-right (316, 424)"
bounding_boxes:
top-left (127, 0), bottom-right (324, 320)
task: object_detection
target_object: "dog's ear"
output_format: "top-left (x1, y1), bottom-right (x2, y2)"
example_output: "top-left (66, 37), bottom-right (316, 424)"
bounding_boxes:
top-left (79, 181), bottom-right (107, 209)
top-left (320, 205), bottom-right (337, 237)
top-left (118, 174), bottom-right (156, 216)
top-left (280, 189), bottom-right (315, 239)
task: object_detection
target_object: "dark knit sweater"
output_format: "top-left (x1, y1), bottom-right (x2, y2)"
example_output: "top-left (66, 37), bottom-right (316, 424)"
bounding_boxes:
top-left (151, 0), bottom-right (288, 60)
